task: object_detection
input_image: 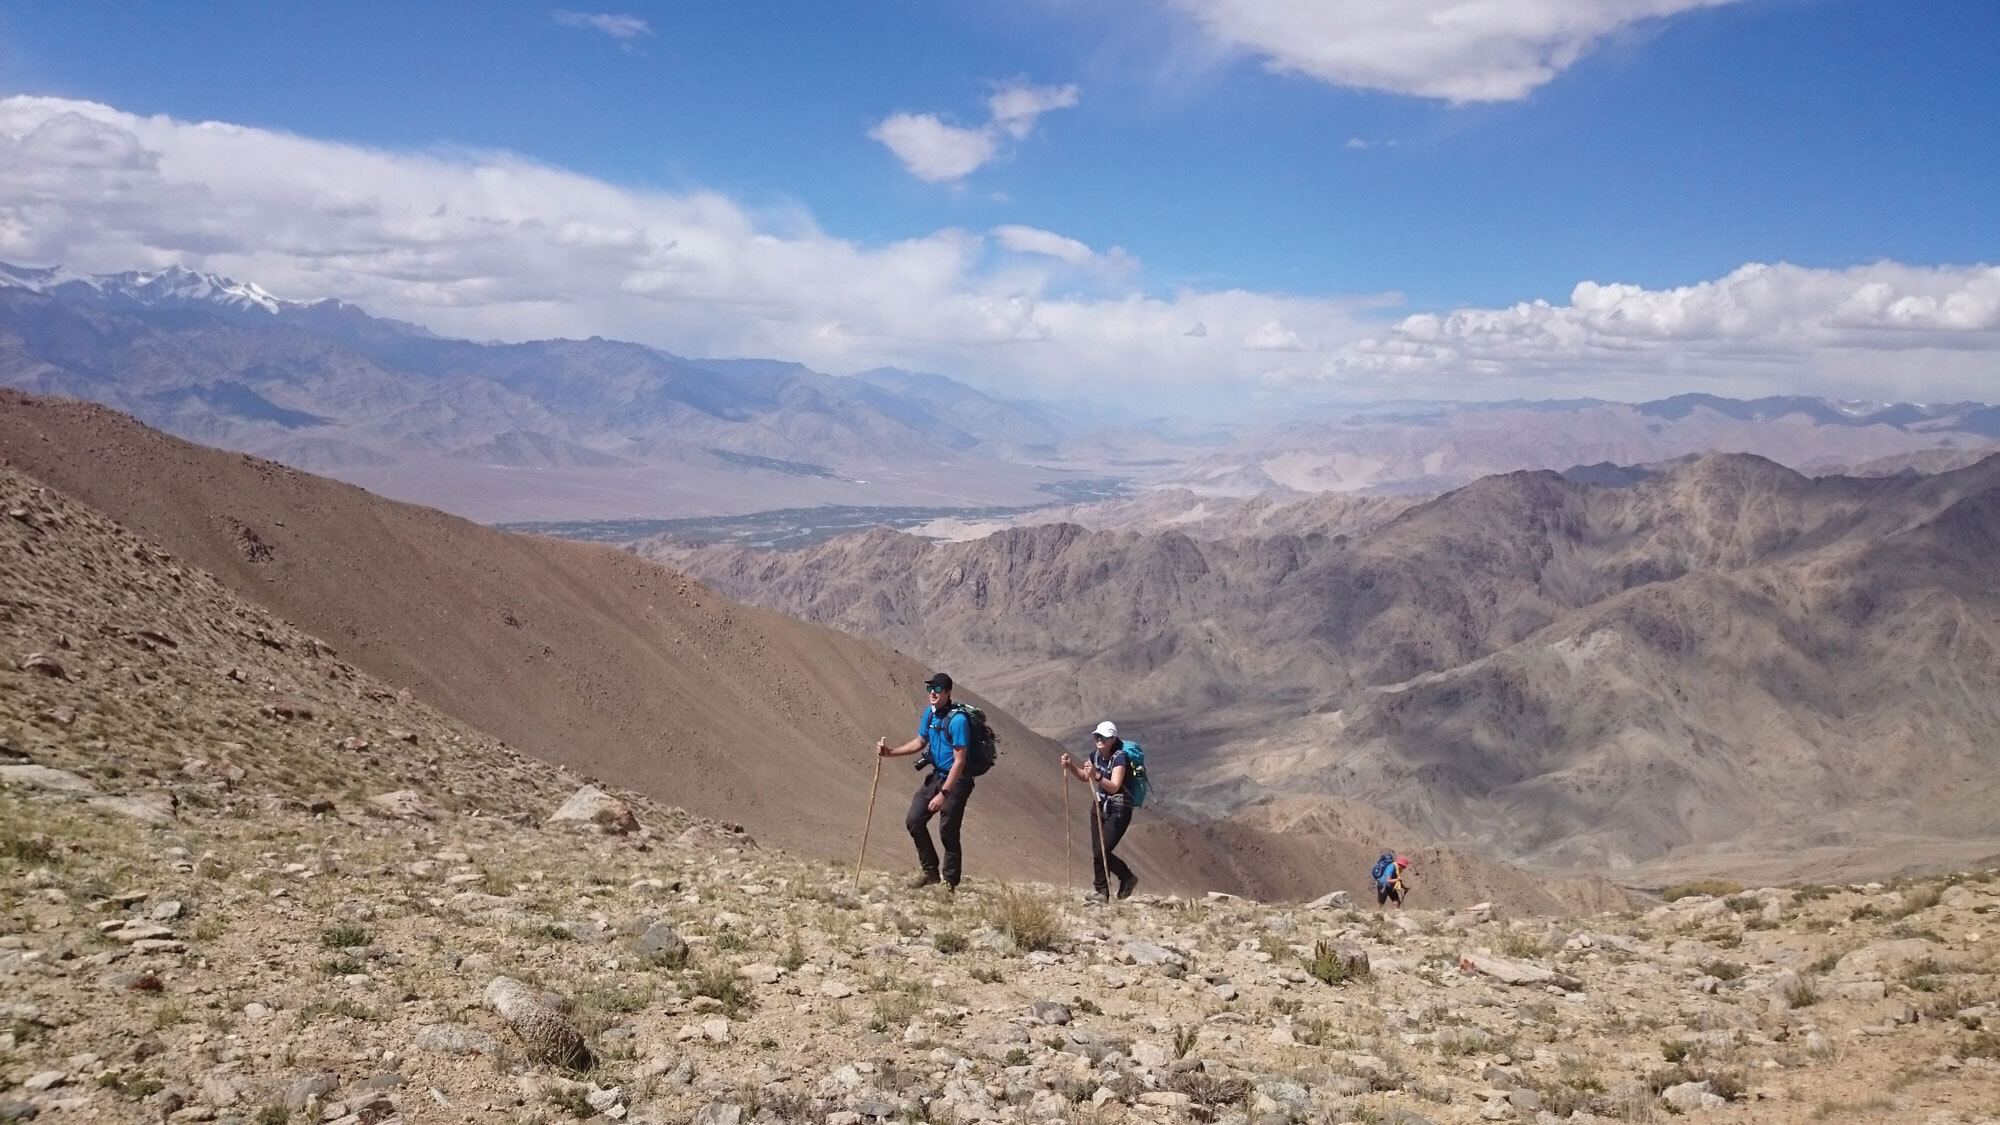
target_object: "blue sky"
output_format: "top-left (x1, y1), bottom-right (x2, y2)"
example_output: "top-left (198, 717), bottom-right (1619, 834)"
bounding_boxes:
top-left (1, 0), bottom-right (1997, 406)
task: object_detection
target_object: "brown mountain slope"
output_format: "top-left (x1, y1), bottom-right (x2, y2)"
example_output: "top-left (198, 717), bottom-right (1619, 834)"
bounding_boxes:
top-left (0, 388), bottom-right (1066, 876)
top-left (0, 389), bottom-right (1618, 908)
top-left (656, 451), bottom-right (2000, 878)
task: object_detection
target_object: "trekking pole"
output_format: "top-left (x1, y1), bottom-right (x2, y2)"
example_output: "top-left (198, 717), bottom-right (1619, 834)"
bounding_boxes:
top-left (854, 751), bottom-right (883, 895)
top-left (1062, 759), bottom-right (1073, 895)
top-left (1090, 772), bottom-right (1112, 903)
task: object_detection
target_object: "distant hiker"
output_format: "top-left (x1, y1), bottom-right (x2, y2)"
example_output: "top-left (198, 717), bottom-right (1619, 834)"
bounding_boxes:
top-left (877, 672), bottom-right (979, 889)
top-left (1372, 851), bottom-right (1413, 908)
top-left (1062, 720), bottom-right (1145, 901)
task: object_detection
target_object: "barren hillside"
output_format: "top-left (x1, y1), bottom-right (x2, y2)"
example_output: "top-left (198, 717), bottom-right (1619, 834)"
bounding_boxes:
top-left (654, 454), bottom-right (2000, 880)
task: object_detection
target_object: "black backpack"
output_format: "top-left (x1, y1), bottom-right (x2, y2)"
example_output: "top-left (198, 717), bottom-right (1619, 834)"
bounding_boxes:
top-left (923, 702), bottom-right (998, 777)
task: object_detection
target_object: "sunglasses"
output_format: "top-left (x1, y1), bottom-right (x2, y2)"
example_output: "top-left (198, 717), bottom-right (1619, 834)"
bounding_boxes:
top-left (926, 686), bottom-right (945, 694)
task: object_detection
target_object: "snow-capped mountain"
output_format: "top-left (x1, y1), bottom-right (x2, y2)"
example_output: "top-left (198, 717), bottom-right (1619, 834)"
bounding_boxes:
top-left (0, 261), bottom-right (298, 315)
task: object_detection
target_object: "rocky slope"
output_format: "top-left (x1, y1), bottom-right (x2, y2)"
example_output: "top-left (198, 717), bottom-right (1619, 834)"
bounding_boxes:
top-left (650, 454), bottom-right (2000, 880)
top-left (5, 454), bottom-right (1999, 1124)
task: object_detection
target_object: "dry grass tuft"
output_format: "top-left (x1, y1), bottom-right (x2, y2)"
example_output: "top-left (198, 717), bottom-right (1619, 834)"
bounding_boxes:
top-left (987, 885), bottom-right (1062, 953)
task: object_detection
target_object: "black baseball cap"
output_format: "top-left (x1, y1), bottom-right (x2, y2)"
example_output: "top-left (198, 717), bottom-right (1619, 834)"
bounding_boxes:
top-left (924, 672), bottom-right (953, 691)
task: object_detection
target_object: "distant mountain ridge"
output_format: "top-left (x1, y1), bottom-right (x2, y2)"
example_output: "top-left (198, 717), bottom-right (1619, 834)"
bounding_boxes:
top-left (649, 451), bottom-right (2000, 882)
top-left (0, 261), bottom-right (1094, 520)
top-left (5, 260), bottom-right (1999, 521)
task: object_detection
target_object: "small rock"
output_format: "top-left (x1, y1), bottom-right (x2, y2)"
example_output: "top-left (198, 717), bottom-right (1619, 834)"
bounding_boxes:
top-left (0, 1100), bottom-right (35, 1122)
top-left (548, 785), bottom-right (641, 834)
top-left (283, 1074), bottom-right (339, 1112)
top-left (150, 900), bottom-right (184, 922)
top-left (0, 765), bottom-right (95, 793)
top-left (21, 1073), bottom-right (65, 1094)
top-left (1661, 1081), bottom-right (1725, 1111)
top-left (367, 790), bottom-right (432, 820)
top-left (1030, 1001), bottom-right (1071, 1025)
top-left (693, 1102), bottom-right (741, 1125)
top-left (637, 922), bottom-right (688, 962)
top-left (821, 980), bottom-right (855, 999)
top-left (484, 977), bottom-right (590, 1069)
top-left (413, 1024), bottom-right (499, 1056)
top-left (18, 653), bottom-right (67, 679)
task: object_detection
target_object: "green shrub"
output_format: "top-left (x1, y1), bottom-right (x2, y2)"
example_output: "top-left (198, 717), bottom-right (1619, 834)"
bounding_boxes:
top-left (779, 934), bottom-right (806, 972)
top-left (1890, 885), bottom-right (1942, 919)
top-left (0, 832), bottom-right (60, 866)
top-left (1783, 978), bottom-right (1820, 1008)
top-left (692, 968), bottom-right (754, 1017)
top-left (1662, 880), bottom-right (1742, 902)
top-left (932, 930), bottom-right (969, 955)
top-left (1304, 941), bottom-right (1368, 986)
top-left (318, 925), bottom-right (370, 949)
top-left (1660, 1040), bottom-right (1692, 1063)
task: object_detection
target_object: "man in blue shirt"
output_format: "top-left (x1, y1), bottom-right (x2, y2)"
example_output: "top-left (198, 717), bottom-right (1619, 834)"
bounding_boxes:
top-left (875, 672), bottom-right (975, 889)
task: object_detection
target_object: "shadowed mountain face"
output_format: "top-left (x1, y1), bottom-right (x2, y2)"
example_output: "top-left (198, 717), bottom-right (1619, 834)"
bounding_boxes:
top-left (650, 452), bottom-right (2000, 880)
top-left (0, 388), bottom-right (1626, 910)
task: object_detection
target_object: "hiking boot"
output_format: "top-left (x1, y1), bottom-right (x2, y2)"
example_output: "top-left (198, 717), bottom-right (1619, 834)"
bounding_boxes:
top-left (1116, 873), bottom-right (1139, 900)
top-left (907, 873), bottom-right (941, 890)
top-left (1090, 887), bottom-right (1110, 902)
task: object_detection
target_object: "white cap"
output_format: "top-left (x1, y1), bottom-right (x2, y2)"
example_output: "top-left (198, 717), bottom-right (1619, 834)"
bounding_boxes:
top-left (1092, 721), bottom-right (1118, 739)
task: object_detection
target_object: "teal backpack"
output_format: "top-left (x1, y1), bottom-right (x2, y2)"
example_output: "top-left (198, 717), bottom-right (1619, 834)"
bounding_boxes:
top-left (1119, 741), bottom-right (1149, 808)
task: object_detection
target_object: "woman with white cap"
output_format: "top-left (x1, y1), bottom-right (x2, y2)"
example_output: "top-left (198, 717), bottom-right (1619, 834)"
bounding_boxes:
top-left (1061, 720), bottom-right (1140, 900)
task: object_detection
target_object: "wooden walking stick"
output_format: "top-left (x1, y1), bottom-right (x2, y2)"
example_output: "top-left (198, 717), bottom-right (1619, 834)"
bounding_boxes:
top-left (854, 750), bottom-right (884, 895)
top-left (1062, 758), bottom-right (1073, 894)
top-left (1089, 766), bottom-right (1112, 901)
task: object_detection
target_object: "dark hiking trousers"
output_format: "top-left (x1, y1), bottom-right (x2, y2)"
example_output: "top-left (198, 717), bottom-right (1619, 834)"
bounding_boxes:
top-left (1090, 795), bottom-right (1133, 895)
top-left (907, 770), bottom-right (974, 886)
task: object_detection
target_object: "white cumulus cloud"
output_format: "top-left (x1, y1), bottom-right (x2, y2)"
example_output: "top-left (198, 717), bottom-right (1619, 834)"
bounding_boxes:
top-left (867, 115), bottom-right (999, 184)
top-left (987, 82), bottom-right (1081, 139)
top-left (991, 225), bottom-right (1098, 265)
top-left (0, 95), bottom-right (1371, 396)
top-left (4, 96), bottom-right (1996, 404)
top-left (552, 11), bottom-right (653, 39)
top-left (871, 80), bottom-right (1080, 183)
top-left (1326, 262), bottom-right (2000, 395)
top-left (1171, 0), bottom-right (1744, 103)
top-left (1243, 320), bottom-right (1307, 351)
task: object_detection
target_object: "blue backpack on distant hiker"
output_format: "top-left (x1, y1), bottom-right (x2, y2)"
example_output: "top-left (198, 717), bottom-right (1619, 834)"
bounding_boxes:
top-left (1371, 853), bottom-right (1397, 888)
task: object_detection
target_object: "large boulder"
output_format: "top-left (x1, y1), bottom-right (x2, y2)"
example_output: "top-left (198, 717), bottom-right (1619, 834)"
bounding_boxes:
top-left (484, 977), bottom-right (591, 1069)
top-left (1459, 952), bottom-right (1583, 992)
top-left (1834, 939), bottom-right (1942, 978)
top-left (548, 785), bottom-right (640, 835)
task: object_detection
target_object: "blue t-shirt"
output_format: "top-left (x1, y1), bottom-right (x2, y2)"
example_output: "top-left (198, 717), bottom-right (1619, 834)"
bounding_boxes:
top-left (1093, 744), bottom-right (1132, 805)
top-left (919, 705), bottom-right (971, 772)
